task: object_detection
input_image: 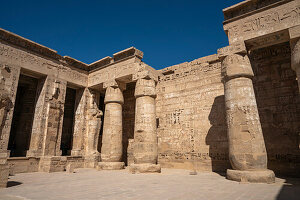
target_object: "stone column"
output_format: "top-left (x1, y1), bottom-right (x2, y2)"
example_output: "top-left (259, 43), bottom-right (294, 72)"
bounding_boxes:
top-left (291, 38), bottom-right (300, 93)
top-left (98, 85), bottom-right (124, 170)
top-left (129, 78), bottom-right (161, 173)
top-left (221, 53), bottom-right (275, 183)
top-left (84, 89), bottom-right (102, 168)
top-left (0, 64), bottom-right (20, 187)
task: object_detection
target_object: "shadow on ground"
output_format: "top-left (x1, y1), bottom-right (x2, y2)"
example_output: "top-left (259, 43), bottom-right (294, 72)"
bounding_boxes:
top-left (7, 181), bottom-right (22, 188)
top-left (276, 176), bottom-right (300, 200)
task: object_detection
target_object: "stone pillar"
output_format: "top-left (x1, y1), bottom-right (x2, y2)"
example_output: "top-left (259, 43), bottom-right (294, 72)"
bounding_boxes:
top-left (27, 76), bottom-right (67, 157)
top-left (71, 88), bottom-right (88, 156)
top-left (221, 53), bottom-right (275, 183)
top-left (98, 85), bottom-right (124, 170)
top-left (0, 64), bottom-right (20, 187)
top-left (291, 38), bottom-right (300, 93)
top-left (84, 89), bottom-right (102, 168)
top-left (129, 78), bottom-right (161, 173)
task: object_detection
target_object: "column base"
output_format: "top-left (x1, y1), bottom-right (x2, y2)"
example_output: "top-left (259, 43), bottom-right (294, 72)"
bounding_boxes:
top-left (227, 169), bottom-right (275, 183)
top-left (97, 162), bottom-right (124, 170)
top-left (129, 163), bottom-right (161, 174)
top-left (0, 163), bottom-right (9, 188)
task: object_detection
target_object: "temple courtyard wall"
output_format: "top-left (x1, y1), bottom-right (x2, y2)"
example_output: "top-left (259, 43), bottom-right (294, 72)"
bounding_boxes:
top-left (0, 0), bottom-right (300, 188)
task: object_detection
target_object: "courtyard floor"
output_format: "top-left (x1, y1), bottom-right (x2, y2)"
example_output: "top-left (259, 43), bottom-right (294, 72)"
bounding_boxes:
top-left (0, 168), bottom-right (299, 200)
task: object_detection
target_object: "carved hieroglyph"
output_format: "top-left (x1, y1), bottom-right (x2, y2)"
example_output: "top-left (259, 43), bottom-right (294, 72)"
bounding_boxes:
top-left (130, 78), bottom-right (161, 173)
top-left (221, 53), bottom-right (275, 183)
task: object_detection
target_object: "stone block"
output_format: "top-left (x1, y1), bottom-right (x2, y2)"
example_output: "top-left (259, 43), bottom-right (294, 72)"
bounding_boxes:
top-left (129, 163), bottom-right (161, 174)
top-left (97, 162), bottom-right (124, 170)
top-left (227, 169), bottom-right (275, 184)
top-left (39, 156), bottom-right (67, 173)
top-left (0, 164), bottom-right (9, 188)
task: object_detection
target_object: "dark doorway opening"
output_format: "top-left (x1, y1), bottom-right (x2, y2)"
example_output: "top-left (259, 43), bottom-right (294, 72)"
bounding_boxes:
top-left (97, 92), bottom-right (105, 153)
top-left (8, 74), bottom-right (38, 157)
top-left (61, 87), bottom-right (76, 156)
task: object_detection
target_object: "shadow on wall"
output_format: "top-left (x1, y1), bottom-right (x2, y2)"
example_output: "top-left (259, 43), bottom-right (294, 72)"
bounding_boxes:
top-left (276, 177), bottom-right (300, 200)
top-left (206, 95), bottom-right (230, 174)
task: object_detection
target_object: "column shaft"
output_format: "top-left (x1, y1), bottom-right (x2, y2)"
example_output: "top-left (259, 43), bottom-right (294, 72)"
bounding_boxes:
top-left (130, 78), bottom-right (161, 173)
top-left (222, 53), bottom-right (274, 183)
top-left (98, 86), bottom-right (124, 170)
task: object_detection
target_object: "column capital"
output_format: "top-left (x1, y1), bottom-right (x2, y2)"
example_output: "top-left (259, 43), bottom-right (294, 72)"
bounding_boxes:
top-left (104, 86), bottom-right (124, 104)
top-left (217, 41), bottom-right (247, 60)
top-left (221, 54), bottom-right (254, 82)
top-left (103, 79), bottom-right (126, 91)
top-left (134, 78), bottom-right (156, 98)
top-left (290, 37), bottom-right (300, 72)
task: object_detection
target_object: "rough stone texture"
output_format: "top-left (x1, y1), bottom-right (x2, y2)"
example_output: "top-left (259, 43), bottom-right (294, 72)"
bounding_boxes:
top-left (99, 86), bottom-right (124, 168)
top-left (250, 42), bottom-right (300, 177)
top-left (129, 163), bottom-right (161, 173)
top-left (156, 58), bottom-right (230, 172)
top-left (227, 169), bottom-right (275, 184)
top-left (130, 78), bottom-right (161, 173)
top-left (39, 156), bottom-right (67, 173)
top-left (220, 52), bottom-right (275, 183)
top-left (97, 162), bottom-right (125, 170)
top-left (8, 157), bottom-right (39, 174)
top-left (0, 162), bottom-right (9, 188)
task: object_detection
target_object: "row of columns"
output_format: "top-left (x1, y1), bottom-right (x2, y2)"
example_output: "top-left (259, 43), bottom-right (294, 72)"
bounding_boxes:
top-left (98, 78), bottom-right (161, 173)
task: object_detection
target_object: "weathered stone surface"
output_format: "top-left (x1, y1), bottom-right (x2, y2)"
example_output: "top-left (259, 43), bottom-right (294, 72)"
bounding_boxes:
top-left (97, 162), bottom-right (124, 170)
top-left (227, 169), bottom-right (275, 183)
top-left (221, 53), bottom-right (275, 183)
top-left (0, 162), bottom-right (9, 188)
top-left (129, 163), bottom-right (161, 173)
top-left (0, 0), bottom-right (300, 185)
top-left (99, 85), bottom-right (125, 168)
top-left (39, 156), bottom-right (67, 173)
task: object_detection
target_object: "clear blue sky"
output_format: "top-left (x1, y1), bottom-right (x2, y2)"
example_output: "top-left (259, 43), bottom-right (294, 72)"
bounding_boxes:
top-left (0, 0), bottom-right (242, 70)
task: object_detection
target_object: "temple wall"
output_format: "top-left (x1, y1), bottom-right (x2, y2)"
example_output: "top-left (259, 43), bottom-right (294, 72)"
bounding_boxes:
top-left (250, 42), bottom-right (300, 176)
top-left (156, 57), bottom-right (230, 172)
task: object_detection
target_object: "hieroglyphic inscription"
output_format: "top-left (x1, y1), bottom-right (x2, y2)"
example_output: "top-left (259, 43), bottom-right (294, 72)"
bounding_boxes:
top-left (156, 58), bottom-right (228, 171)
top-left (225, 2), bottom-right (300, 43)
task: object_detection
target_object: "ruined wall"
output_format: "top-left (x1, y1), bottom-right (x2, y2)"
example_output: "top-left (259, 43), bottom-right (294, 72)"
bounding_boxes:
top-left (156, 57), bottom-right (230, 172)
top-left (250, 42), bottom-right (300, 176)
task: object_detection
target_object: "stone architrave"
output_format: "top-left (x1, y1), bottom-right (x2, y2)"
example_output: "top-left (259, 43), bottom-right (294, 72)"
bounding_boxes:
top-left (129, 78), bottom-right (161, 173)
top-left (85, 89), bottom-right (103, 168)
top-left (220, 52), bottom-right (275, 183)
top-left (98, 82), bottom-right (124, 170)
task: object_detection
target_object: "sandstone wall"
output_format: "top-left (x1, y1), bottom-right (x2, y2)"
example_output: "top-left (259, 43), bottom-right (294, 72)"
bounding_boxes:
top-left (250, 42), bottom-right (300, 176)
top-left (156, 57), bottom-right (230, 172)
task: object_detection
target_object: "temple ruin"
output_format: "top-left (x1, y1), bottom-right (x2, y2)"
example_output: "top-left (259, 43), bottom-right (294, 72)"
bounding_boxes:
top-left (0, 0), bottom-right (300, 187)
